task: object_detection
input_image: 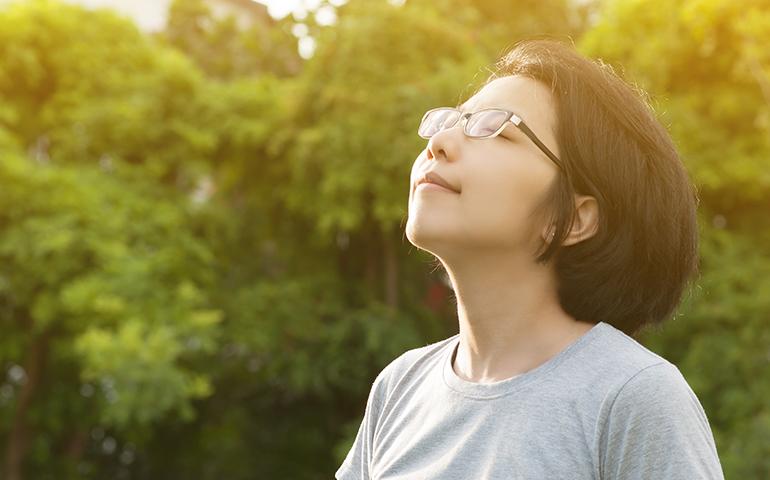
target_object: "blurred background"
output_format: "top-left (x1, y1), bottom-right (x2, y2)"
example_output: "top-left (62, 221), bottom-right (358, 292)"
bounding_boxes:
top-left (0, 0), bottom-right (768, 478)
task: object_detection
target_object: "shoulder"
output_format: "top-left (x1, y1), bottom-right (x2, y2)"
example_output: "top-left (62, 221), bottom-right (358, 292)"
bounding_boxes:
top-left (603, 359), bottom-right (715, 439)
top-left (369, 334), bottom-right (457, 397)
top-left (608, 361), bottom-right (701, 415)
top-left (596, 361), bottom-right (724, 478)
top-left (552, 322), bottom-right (675, 404)
top-left (584, 324), bottom-right (708, 422)
top-left (587, 322), bottom-right (671, 376)
top-left (589, 324), bottom-right (703, 412)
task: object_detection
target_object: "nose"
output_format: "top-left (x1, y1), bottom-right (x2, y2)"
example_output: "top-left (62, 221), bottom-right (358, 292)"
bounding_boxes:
top-left (425, 127), bottom-right (460, 163)
top-left (425, 142), bottom-right (442, 162)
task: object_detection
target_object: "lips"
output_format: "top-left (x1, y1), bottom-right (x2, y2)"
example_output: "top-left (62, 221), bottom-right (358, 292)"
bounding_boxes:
top-left (415, 171), bottom-right (460, 193)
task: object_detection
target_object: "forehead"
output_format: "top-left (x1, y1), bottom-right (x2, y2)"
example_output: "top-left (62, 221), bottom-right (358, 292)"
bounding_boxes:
top-left (459, 75), bottom-right (557, 131)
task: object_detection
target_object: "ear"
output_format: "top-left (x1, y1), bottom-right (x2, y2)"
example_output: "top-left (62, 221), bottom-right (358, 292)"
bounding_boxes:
top-left (562, 194), bottom-right (599, 246)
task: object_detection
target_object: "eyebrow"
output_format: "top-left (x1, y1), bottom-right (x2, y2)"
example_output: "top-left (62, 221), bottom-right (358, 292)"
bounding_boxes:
top-left (457, 102), bottom-right (525, 121)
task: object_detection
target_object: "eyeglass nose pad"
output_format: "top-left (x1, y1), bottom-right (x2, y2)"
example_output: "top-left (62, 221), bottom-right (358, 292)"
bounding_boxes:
top-left (441, 111), bottom-right (463, 132)
top-left (424, 110), bottom-right (463, 161)
top-left (438, 113), bottom-right (465, 138)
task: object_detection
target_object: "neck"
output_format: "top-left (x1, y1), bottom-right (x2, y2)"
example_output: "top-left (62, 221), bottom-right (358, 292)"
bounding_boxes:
top-left (442, 252), bottom-right (594, 384)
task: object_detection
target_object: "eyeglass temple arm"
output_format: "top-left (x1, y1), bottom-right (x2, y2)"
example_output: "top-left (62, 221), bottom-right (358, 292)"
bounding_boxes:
top-left (513, 119), bottom-right (563, 170)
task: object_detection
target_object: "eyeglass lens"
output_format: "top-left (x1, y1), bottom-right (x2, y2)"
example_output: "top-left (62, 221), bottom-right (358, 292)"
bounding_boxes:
top-left (418, 109), bottom-right (460, 138)
top-left (419, 109), bottom-right (508, 138)
top-left (465, 110), bottom-right (508, 137)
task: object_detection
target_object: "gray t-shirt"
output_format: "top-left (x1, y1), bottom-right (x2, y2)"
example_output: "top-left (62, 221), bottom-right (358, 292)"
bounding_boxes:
top-left (335, 321), bottom-right (724, 479)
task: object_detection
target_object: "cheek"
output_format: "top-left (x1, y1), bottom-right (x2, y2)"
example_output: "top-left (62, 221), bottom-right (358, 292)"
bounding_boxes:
top-left (462, 164), bottom-right (553, 239)
top-left (464, 180), bottom-right (530, 229)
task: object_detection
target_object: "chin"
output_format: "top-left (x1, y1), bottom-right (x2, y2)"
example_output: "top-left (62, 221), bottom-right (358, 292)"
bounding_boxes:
top-left (405, 217), bottom-right (432, 249)
top-left (405, 217), bottom-right (451, 254)
top-left (404, 218), bottom-right (422, 247)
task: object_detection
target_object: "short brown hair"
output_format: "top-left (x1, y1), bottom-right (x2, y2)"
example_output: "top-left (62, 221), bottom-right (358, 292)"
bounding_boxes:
top-left (487, 39), bottom-right (698, 336)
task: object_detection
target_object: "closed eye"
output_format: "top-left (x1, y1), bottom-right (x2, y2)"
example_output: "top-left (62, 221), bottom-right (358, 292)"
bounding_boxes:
top-left (501, 126), bottom-right (526, 142)
top-left (498, 125), bottom-right (518, 140)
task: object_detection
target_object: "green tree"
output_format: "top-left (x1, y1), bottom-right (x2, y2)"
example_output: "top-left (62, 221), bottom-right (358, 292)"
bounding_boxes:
top-left (164, 0), bottom-right (301, 78)
top-left (0, 153), bottom-right (221, 479)
top-left (0, 0), bottom-right (218, 189)
top-left (0, 2), bottom-right (225, 478)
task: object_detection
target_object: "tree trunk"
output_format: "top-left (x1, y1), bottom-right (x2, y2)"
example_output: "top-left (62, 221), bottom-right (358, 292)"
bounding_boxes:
top-left (383, 230), bottom-right (399, 309)
top-left (2, 330), bottom-right (50, 480)
top-left (363, 227), bottom-right (379, 300)
top-left (63, 428), bottom-right (88, 464)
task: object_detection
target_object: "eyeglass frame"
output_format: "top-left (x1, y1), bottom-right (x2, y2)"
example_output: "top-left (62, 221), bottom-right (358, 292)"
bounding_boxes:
top-left (418, 107), bottom-right (563, 170)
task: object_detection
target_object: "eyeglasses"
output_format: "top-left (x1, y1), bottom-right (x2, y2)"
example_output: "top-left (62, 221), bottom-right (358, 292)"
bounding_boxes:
top-left (417, 107), bottom-right (562, 169)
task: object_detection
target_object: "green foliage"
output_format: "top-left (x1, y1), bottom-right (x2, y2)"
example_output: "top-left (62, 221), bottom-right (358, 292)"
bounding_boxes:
top-left (582, 0), bottom-right (770, 208)
top-left (0, 151), bottom-right (221, 477)
top-left (411, 0), bottom-right (588, 52)
top-left (164, 0), bottom-right (301, 78)
top-left (0, 1), bottom-right (154, 142)
top-left (0, 0), bottom-right (218, 190)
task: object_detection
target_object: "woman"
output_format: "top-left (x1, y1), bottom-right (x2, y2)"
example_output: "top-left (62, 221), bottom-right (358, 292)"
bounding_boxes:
top-left (336, 40), bottom-right (724, 479)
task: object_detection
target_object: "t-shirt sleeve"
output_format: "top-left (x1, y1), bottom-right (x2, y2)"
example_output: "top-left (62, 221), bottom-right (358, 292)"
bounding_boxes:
top-left (599, 362), bottom-right (724, 480)
top-left (335, 362), bottom-right (394, 480)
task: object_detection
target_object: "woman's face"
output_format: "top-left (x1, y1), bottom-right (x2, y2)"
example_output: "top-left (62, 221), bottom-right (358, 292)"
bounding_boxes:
top-left (406, 75), bottom-right (561, 260)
